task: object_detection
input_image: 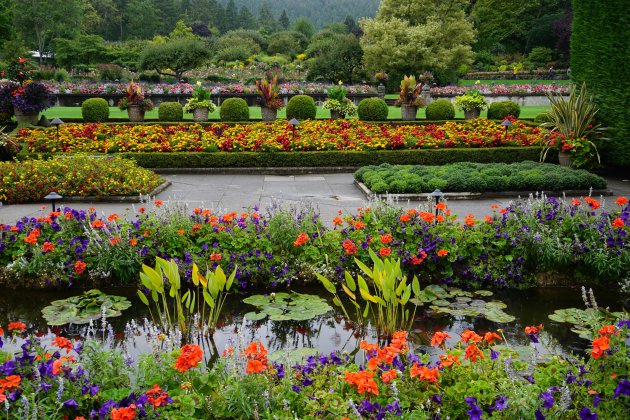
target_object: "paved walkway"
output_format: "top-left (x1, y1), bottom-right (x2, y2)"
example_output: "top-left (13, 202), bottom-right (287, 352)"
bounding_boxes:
top-left (1, 173), bottom-right (629, 226)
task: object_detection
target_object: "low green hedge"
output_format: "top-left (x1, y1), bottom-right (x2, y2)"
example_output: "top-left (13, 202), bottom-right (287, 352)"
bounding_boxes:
top-left (20, 147), bottom-right (546, 168)
top-left (354, 161), bottom-right (607, 194)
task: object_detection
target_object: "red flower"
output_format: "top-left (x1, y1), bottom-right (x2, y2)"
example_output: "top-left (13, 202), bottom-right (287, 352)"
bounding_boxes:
top-left (91, 220), bottom-right (105, 229)
top-left (380, 234), bottom-right (392, 244)
top-left (42, 241), bottom-right (55, 252)
top-left (616, 196), bottom-right (628, 206)
top-left (381, 369), bottom-right (397, 383)
top-left (430, 331), bottom-right (451, 348)
top-left (154, 200), bottom-right (164, 207)
top-left (107, 214), bottom-right (119, 221)
top-left (524, 324), bottom-right (543, 335)
top-left (332, 216), bottom-right (343, 226)
top-left (584, 197), bottom-right (600, 209)
top-left (246, 359), bottom-right (267, 374)
top-left (110, 404), bottom-right (136, 420)
top-left (8, 322), bottom-right (26, 332)
top-left (439, 354), bottom-right (461, 368)
top-left (437, 249), bottom-right (448, 257)
top-left (461, 329), bottom-right (482, 343)
top-left (75, 260), bottom-right (87, 275)
top-left (210, 253), bottom-right (222, 261)
top-left (484, 332), bottom-right (502, 344)
top-left (598, 325), bottom-right (617, 336)
top-left (293, 232), bottom-right (309, 246)
top-left (174, 344), bottom-right (203, 372)
top-left (52, 336), bottom-right (73, 353)
top-left (612, 218), bottom-right (625, 228)
top-left (570, 198), bottom-right (581, 207)
top-left (591, 336), bottom-right (610, 359)
top-left (343, 370), bottom-right (379, 395)
top-left (410, 363), bottom-right (440, 383)
top-left (145, 384), bottom-right (170, 407)
top-left (354, 221), bottom-right (365, 229)
top-left (379, 247), bottom-right (391, 257)
top-left (342, 239), bottom-right (357, 255)
top-left (464, 344), bottom-right (484, 362)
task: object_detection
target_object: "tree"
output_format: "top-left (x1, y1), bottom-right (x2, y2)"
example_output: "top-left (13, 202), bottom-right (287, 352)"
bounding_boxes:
top-left (12, 0), bottom-right (84, 64)
top-left (138, 38), bottom-right (210, 80)
top-left (183, 0), bottom-right (224, 31)
top-left (279, 10), bottom-right (290, 29)
top-left (306, 32), bottom-right (363, 82)
top-left (344, 15), bottom-right (360, 35)
top-left (267, 31), bottom-right (308, 56)
top-left (258, 3), bottom-right (279, 34)
top-left (222, 0), bottom-right (239, 33)
top-left (360, 0), bottom-right (475, 78)
top-left (0, 0), bottom-right (15, 50)
top-left (169, 20), bottom-right (196, 39)
top-left (125, 0), bottom-right (162, 39)
top-left (291, 17), bottom-right (315, 40)
top-left (53, 35), bottom-right (109, 68)
top-left (152, 0), bottom-right (183, 35)
top-left (238, 6), bottom-right (258, 30)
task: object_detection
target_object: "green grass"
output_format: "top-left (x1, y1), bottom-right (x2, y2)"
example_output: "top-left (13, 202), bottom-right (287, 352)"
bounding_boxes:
top-left (41, 105), bottom-right (549, 121)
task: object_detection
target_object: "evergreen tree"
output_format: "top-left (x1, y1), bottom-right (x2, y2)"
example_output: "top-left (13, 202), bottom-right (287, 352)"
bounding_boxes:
top-left (291, 17), bottom-right (315, 40)
top-left (258, 2), bottom-right (279, 34)
top-left (222, 0), bottom-right (238, 32)
top-left (152, 0), bottom-right (183, 35)
top-left (0, 0), bottom-right (15, 45)
top-left (279, 9), bottom-right (290, 29)
top-left (238, 6), bottom-right (258, 30)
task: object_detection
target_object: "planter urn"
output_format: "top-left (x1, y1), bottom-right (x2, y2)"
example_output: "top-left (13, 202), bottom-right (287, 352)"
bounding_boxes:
top-left (13, 107), bottom-right (38, 125)
top-left (558, 151), bottom-right (573, 167)
top-left (261, 107), bottom-right (277, 122)
top-left (401, 105), bottom-right (417, 121)
top-left (464, 109), bottom-right (481, 119)
top-left (127, 105), bottom-right (146, 122)
top-left (330, 110), bottom-right (343, 120)
top-left (192, 107), bottom-right (209, 122)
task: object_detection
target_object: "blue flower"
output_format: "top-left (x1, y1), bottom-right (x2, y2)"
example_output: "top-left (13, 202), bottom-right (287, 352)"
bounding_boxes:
top-left (579, 407), bottom-right (598, 420)
top-left (535, 409), bottom-right (546, 419)
top-left (62, 398), bottom-right (79, 410)
top-left (612, 379), bottom-right (630, 399)
top-left (489, 395), bottom-right (508, 413)
top-left (540, 391), bottom-right (554, 408)
top-left (464, 396), bottom-right (483, 420)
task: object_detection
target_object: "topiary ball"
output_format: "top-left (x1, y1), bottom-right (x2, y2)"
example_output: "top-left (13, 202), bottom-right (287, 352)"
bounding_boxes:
top-left (158, 102), bottom-right (184, 122)
top-left (286, 95), bottom-right (317, 120)
top-left (425, 99), bottom-right (455, 120)
top-left (487, 101), bottom-right (521, 120)
top-left (219, 98), bottom-right (250, 121)
top-left (81, 98), bottom-right (110, 122)
top-left (357, 98), bottom-right (389, 121)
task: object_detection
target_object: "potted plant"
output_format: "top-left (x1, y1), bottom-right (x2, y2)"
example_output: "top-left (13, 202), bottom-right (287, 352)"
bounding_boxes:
top-left (118, 81), bottom-right (153, 122)
top-left (374, 72), bottom-right (388, 97)
top-left (454, 90), bottom-right (488, 119)
top-left (255, 76), bottom-right (283, 121)
top-left (0, 82), bottom-right (19, 123)
top-left (322, 82), bottom-right (357, 120)
top-left (0, 127), bottom-right (20, 161)
top-left (11, 82), bottom-right (51, 125)
top-left (184, 81), bottom-right (216, 122)
top-left (395, 75), bottom-right (426, 121)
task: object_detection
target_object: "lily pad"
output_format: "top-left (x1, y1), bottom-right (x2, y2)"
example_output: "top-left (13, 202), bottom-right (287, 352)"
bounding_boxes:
top-left (268, 347), bottom-right (320, 364)
top-left (243, 292), bottom-right (332, 322)
top-left (474, 290), bottom-right (494, 297)
top-left (548, 307), bottom-right (625, 340)
top-left (42, 290), bottom-right (131, 326)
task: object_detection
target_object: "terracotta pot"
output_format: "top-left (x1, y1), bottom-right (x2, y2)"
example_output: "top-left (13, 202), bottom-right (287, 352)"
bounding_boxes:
top-left (13, 107), bottom-right (38, 125)
top-left (401, 105), bottom-right (417, 121)
top-left (261, 107), bottom-right (277, 122)
top-left (330, 110), bottom-right (343, 120)
top-left (558, 151), bottom-right (573, 167)
top-left (192, 107), bottom-right (209, 122)
top-left (127, 105), bottom-right (145, 122)
top-left (464, 109), bottom-right (481, 120)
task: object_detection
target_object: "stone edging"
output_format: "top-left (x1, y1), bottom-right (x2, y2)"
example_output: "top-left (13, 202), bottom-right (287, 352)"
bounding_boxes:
top-left (354, 180), bottom-right (614, 200)
top-left (152, 167), bottom-right (359, 175)
top-left (44, 181), bottom-right (171, 204)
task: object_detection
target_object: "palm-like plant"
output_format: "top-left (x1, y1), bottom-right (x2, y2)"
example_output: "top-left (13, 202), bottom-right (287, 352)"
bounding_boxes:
top-left (255, 76), bottom-right (283, 110)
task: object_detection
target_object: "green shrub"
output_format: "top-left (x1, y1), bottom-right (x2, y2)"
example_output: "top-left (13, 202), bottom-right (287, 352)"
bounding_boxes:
top-left (425, 99), bottom-right (455, 120)
top-left (219, 98), bottom-right (250, 121)
top-left (487, 101), bottom-right (521, 120)
top-left (357, 98), bottom-right (389, 121)
top-left (158, 102), bottom-right (184, 122)
top-left (534, 113), bottom-right (552, 124)
top-left (286, 95), bottom-right (317, 120)
top-left (81, 98), bottom-right (110, 122)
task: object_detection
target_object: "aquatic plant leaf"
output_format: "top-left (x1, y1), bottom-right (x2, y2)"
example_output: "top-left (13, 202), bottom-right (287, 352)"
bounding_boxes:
top-left (474, 290), bottom-right (494, 297)
top-left (242, 292), bottom-right (332, 322)
top-left (42, 290), bottom-right (131, 326)
top-left (244, 311), bottom-right (267, 321)
top-left (268, 347), bottom-right (320, 364)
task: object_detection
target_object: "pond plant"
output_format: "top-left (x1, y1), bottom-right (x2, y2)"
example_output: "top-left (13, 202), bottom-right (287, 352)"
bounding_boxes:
top-left (41, 290), bottom-right (131, 326)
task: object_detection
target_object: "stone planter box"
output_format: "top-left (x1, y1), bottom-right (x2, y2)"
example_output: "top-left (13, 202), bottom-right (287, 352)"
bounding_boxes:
top-left (432, 94), bottom-right (568, 107)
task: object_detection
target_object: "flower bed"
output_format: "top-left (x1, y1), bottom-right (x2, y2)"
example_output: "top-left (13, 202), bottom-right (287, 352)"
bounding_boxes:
top-left (1, 196), bottom-right (627, 288)
top-left (19, 119), bottom-right (546, 154)
top-left (355, 162), bottom-right (608, 194)
top-left (0, 320), bottom-right (627, 418)
top-left (432, 84), bottom-right (570, 96)
top-left (0, 156), bottom-right (163, 203)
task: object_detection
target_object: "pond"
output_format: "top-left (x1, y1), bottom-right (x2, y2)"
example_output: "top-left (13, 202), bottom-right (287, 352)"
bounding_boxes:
top-left (1, 284), bottom-right (625, 363)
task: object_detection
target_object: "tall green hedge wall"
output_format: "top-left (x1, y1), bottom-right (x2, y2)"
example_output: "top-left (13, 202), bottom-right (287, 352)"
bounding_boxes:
top-left (571, 0), bottom-right (630, 168)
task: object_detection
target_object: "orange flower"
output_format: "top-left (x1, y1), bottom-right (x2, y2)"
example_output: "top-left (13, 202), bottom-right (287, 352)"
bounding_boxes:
top-left (138, 207), bottom-right (146, 214)
top-left (436, 215), bottom-right (445, 223)
top-left (435, 202), bottom-right (446, 211)
top-left (484, 332), bottom-right (502, 344)
top-left (42, 241), bottom-right (55, 252)
top-left (8, 322), bottom-right (26, 332)
top-left (210, 253), bottom-right (222, 261)
top-left (24, 234), bottom-right (38, 245)
top-left (177, 229), bottom-right (184, 235)
top-left (52, 336), bottom-right (73, 353)
top-left (570, 198), bottom-right (581, 206)
top-left (591, 336), bottom-right (610, 359)
top-left (246, 359), bottom-right (267, 374)
top-left (75, 260), bottom-right (87, 275)
top-left (410, 363), bottom-right (440, 383)
top-left (485, 215), bottom-right (493, 223)
top-left (464, 214), bottom-right (476, 226)
top-left (110, 404), bottom-right (136, 420)
top-left (129, 238), bottom-right (138, 246)
top-left (332, 216), bottom-right (343, 226)
top-left (107, 214), bottom-right (119, 221)
top-left (584, 197), bottom-right (600, 209)
top-left (360, 340), bottom-right (379, 353)
top-left (52, 359), bottom-right (63, 375)
top-left (439, 354), bottom-right (461, 368)
top-left (524, 324), bottom-right (543, 335)
top-left (293, 232), bottom-right (309, 246)
top-left (437, 249), bottom-right (448, 257)
top-left (343, 370), bottom-right (379, 395)
top-left (174, 344), bottom-right (203, 372)
top-left (0, 375), bottom-right (21, 389)
top-left (109, 237), bottom-right (121, 245)
top-left (410, 249), bottom-right (427, 265)
top-left (400, 214), bottom-right (410, 223)
top-left (354, 221), bottom-right (365, 229)
top-left (598, 325), bottom-right (617, 336)
top-left (154, 200), bottom-right (164, 207)
top-left (0, 327), bottom-right (3, 336)
top-left (379, 247), bottom-right (391, 257)
top-left (145, 384), bottom-right (169, 407)
top-left (616, 196), bottom-right (628, 206)
top-left (91, 220), bottom-right (105, 229)
top-left (381, 369), bottom-right (398, 383)
top-left (380, 233), bottom-right (392, 244)
top-left (390, 331), bottom-right (408, 351)
top-left (612, 218), bottom-right (625, 228)
top-left (342, 239), bottom-right (357, 255)
top-left (430, 331), bottom-right (451, 348)
top-left (465, 344), bottom-right (484, 362)
top-left (461, 329), bottom-right (482, 343)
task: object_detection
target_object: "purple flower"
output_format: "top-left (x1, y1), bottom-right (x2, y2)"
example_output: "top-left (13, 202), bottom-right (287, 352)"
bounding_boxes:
top-left (535, 409), bottom-right (546, 419)
top-left (490, 348), bottom-right (499, 360)
top-left (489, 395), bottom-right (508, 413)
top-left (464, 396), bottom-right (483, 420)
top-left (540, 391), bottom-right (554, 408)
top-left (432, 394), bottom-right (442, 405)
top-left (612, 379), bottom-right (630, 399)
top-left (617, 320), bottom-right (630, 329)
top-left (62, 398), bottom-right (79, 410)
top-left (291, 385), bottom-right (301, 393)
top-left (273, 362), bottom-right (284, 379)
top-left (579, 407), bottom-right (598, 420)
top-left (593, 394), bottom-right (602, 408)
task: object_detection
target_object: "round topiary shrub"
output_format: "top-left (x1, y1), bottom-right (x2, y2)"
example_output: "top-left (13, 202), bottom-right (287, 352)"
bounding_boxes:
top-left (357, 98), bottom-right (389, 121)
top-left (158, 102), bottom-right (184, 122)
top-left (425, 99), bottom-right (455, 120)
top-left (487, 101), bottom-right (521, 120)
top-left (286, 95), bottom-right (316, 120)
top-left (534, 112), bottom-right (552, 124)
top-left (81, 98), bottom-right (110, 122)
top-left (219, 98), bottom-right (250, 121)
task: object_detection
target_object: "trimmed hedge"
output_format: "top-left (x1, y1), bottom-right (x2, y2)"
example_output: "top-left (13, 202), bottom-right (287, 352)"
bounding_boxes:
top-left (286, 95), bottom-right (317, 120)
top-left (572, 0), bottom-right (630, 168)
top-left (81, 98), bottom-right (109, 122)
top-left (354, 161), bottom-right (607, 194)
top-left (158, 102), bottom-right (184, 122)
top-left (18, 147), bottom-right (547, 169)
top-left (220, 98), bottom-right (249, 121)
top-left (357, 98), bottom-right (389, 121)
top-left (425, 99), bottom-right (455, 120)
top-left (487, 101), bottom-right (521, 120)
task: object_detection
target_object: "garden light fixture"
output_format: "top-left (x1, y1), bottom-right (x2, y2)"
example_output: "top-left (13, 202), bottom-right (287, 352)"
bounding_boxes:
top-left (430, 189), bottom-right (445, 218)
top-left (288, 118), bottom-right (300, 139)
top-left (50, 117), bottom-right (64, 142)
top-left (44, 191), bottom-right (62, 212)
top-left (500, 118), bottom-right (513, 136)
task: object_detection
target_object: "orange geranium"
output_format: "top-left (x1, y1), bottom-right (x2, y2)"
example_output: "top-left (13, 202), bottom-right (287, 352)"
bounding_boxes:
top-left (342, 239), bottom-right (357, 255)
top-left (439, 354), bottom-right (461, 368)
top-left (381, 369), bottom-right (398, 383)
top-left (465, 344), bottom-right (485, 362)
top-left (437, 249), bottom-right (448, 257)
top-left (91, 220), bottom-right (105, 229)
top-left (616, 196), bottom-right (628, 206)
top-left (145, 384), bottom-right (169, 407)
top-left (379, 247), bottom-right (391, 257)
top-left (524, 324), bottom-right (543, 335)
top-left (464, 214), bottom-right (476, 226)
top-left (75, 260), bottom-right (87, 275)
top-left (110, 404), bottom-right (136, 420)
top-left (293, 232), bottom-right (309, 246)
top-left (0, 375), bottom-right (21, 390)
top-left (461, 329), bottom-right (483, 343)
top-left (42, 241), bottom-right (55, 252)
top-left (246, 359), bottom-right (267, 374)
top-left (390, 331), bottom-right (408, 351)
top-left (591, 336), bottom-right (610, 359)
top-left (343, 370), bottom-right (379, 395)
top-left (8, 322), bottom-right (26, 332)
top-left (52, 336), bottom-right (73, 353)
top-left (410, 363), bottom-right (440, 383)
top-left (174, 344), bottom-right (203, 372)
top-left (354, 221), bottom-right (365, 229)
top-left (244, 341), bottom-right (268, 374)
top-left (612, 218), bottom-right (625, 228)
top-left (210, 253), bottom-right (222, 261)
top-left (598, 325), bottom-right (617, 336)
top-left (584, 197), bottom-right (600, 209)
top-left (332, 216), bottom-right (343, 226)
top-left (430, 331), bottom-right (451, 348)
top-left (484, 332), bottom-right (502, 344)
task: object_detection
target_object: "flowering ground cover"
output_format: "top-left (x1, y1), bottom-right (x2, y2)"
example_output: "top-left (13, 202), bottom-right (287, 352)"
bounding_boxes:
top-left (0, 319), bottom-right (627, 418)
top-left (355, 162), bottom-right (608, 194)
top-left (0, 196), bottom-right (627, 289)
top-left (19, 119), bottom-right (546, 154)
top-left (432, 84), bottom-right (570, 96)
top-left (0, 156), bottom-right (163, 203)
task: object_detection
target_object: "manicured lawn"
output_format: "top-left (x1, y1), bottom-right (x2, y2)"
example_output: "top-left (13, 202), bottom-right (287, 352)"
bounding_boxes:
top-left (41, 105), bottom-right (549, 121)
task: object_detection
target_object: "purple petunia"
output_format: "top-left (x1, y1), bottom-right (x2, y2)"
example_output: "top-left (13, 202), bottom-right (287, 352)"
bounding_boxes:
top-left (540, 391), bottom-right (554, 409)
top-left (464, 396), bottom-right (484, 420)
top-left (489, 395), bottom-right (508, 413)
top-left (62, 398), bottom-right (79, 410)
top-left (579, 407), bottom-right (598, 420)
top-left (612, 379), bottom-right (630, 399)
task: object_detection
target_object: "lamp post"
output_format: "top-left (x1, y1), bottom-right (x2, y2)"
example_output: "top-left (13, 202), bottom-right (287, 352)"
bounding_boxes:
top-left (50, 117), bottom-right (64, 143)
top-left (44, 192), bottom-right (62, 212)
top-left (500, 118), bottom-right (513, 138)
top-left (288, 118), bottom-right (300, 139)
top-left (430, 189), bottom-right (445, 218)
